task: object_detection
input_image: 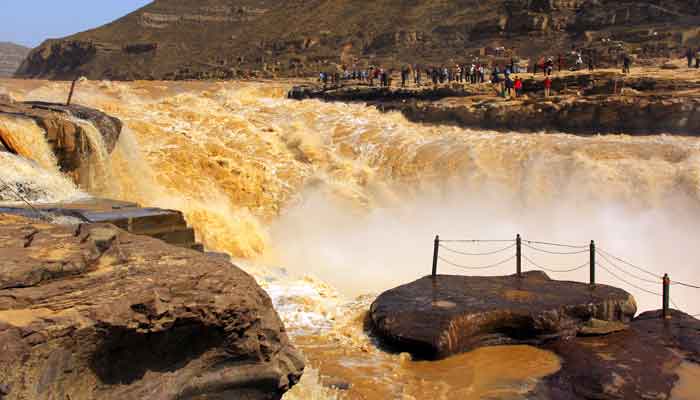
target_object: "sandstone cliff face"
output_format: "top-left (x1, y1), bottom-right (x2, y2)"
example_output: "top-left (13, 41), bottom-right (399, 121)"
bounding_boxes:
top-left (0, 42), bottom-right (30, 78)
top-left (0, 214), bottom-right (303, 399)
top-left (14, 1), bottom-right (700, 80)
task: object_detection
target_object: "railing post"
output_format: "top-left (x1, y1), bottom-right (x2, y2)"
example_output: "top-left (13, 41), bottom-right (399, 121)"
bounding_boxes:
top-left (590, 240), bottom-right (596, 286)
top-left (662, 273), bottom-right (670, 319)
top-left (432, 235), bottom-right (440, 277)
top-left (516, 234), bottom-right (522, 277)
top-left (66, 77), bottom-right (79, 106)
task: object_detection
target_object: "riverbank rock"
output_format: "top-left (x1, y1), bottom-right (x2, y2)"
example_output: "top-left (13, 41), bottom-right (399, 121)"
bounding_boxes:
top-left (288, 72), bottom-right (700, 136)
top-left (369, 271), bottom-right (636, 359)
top-left (0, 100), bottom-right (122, 188)
top-left (0, 214), bottom-right (303, 399)
top-left (535, 309), bottom-right (700, 399)
top-left (0, 198), bottom-right (204, 252)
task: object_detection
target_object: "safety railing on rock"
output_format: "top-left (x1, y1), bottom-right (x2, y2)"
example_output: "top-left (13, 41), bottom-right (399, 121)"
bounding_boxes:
top-left (431, 234), bottom-right (700, 319)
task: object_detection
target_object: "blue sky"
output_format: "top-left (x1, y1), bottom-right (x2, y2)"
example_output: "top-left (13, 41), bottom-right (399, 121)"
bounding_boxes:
top-left (1, 1), bottom-right (152, 48)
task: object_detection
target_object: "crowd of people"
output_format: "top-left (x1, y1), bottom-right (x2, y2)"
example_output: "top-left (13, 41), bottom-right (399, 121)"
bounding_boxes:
top-left (317, 49), bottom-right (653, 99)
top-left (318, 56), bottom-right (564, 99)
top-left (685, 47), bottom-right (700, 68)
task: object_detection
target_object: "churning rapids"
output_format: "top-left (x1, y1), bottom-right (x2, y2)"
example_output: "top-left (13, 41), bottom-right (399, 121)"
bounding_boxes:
top-left (1, 79), bottom-right (699, 399)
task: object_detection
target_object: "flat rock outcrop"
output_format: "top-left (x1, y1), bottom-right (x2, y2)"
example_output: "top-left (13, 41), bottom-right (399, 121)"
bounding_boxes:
top-left (535, 309), bottom-right (700, 399)
top-left (369, 271), bottom-right (636, 359)
top-left (0, 101), bottom-right (122, 187)
top-left (0, 214), bottom-right (303, 399)
top-left (0, 198), bottom-right (203, 252)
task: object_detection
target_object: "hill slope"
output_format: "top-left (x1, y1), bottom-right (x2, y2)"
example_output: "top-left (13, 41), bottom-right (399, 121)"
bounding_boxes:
top-left (15, 0), bottom-right (700, 80)
top-left (0, 42), bottom-right (30, 77)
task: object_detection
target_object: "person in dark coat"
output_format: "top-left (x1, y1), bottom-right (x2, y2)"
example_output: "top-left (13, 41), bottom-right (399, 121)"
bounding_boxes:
top-left (687, 48), bottom-right (694, 68)
top-left (622, 55), bottom-right (632, 74)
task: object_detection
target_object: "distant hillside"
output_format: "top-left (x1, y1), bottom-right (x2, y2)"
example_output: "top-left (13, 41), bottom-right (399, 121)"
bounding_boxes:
top-left (15, 0), bottom-right (700, 80)
top-left (0, 42), bottom-right (30, 77)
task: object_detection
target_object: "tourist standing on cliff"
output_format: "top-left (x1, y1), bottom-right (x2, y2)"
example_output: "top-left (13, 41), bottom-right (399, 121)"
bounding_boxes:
top-left (686, 48), bottom-right (694, 68)
top-left (575, 52), bottom-right (583, 70)
top-left (505, 75), bottom-right (514, 98)
top-left (696, 49), bottom-right (700, 68)
top-left (492, 67), bottom-right (503, 95)
top-left (544, 76), bottom-right (552, 97)
top-left (558, 54), bottom-right (564, 72)
top-left (514, 76), bottom-right (523, 98)
top-left (623, 55), bottom-right (631, 74)
top-left (588, 54), bottom-right (595, 71)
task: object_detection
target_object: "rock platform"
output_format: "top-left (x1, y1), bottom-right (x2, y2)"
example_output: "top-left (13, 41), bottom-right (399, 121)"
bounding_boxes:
top-left (369, 271), bottom-right (636, 360)
top-left (0, 214), bottom-right (303, 400)
top-left (0, 198), bottom-right (203, 252)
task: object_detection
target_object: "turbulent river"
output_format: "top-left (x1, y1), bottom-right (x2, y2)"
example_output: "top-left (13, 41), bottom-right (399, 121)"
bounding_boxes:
top-left (1, 79), bottom-right (700, 399)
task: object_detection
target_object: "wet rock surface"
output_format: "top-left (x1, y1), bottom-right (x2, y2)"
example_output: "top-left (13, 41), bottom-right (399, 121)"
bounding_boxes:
top-left (535, 309), bottom-right (700, 399)
top-left (369, 271), bottom-right (637, 360)
top-left (0, 100), bottom-right (122, 186)
top-left (0, 214), bottom-right (303, 399)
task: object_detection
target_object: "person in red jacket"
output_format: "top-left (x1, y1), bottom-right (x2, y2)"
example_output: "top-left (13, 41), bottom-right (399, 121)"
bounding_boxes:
top-left (514, 77), bottom-right (523, 97)
top-left (544, 76), bottom-right (552, 97)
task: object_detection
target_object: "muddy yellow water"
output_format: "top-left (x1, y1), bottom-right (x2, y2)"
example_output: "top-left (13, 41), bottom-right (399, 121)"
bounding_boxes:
top-left (2, 78), bottom-right (700, 399)
top-left (671, 361), bottom-right (700, 400)
top-left (294, 338), bottom-right (560, 400)
top-left (283, 303), bottom-right (560, 399)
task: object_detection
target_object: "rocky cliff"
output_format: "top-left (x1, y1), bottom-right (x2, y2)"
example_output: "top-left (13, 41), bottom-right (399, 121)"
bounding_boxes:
top-left (14, 0), bottom-right (700, 80)
top-left (0, 214), bottom-right (304, 399)
top-left (0, 42), bottom-right (30, 78)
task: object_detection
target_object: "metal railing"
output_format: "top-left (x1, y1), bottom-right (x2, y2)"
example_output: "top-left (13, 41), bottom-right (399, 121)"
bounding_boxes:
top-left (431, 234), bottom-right (700, 319)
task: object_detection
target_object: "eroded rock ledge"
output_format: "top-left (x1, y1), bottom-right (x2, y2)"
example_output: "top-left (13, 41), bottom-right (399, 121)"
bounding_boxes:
top-left (0, 214), bottom-right (303, 400)
top-left (0, 100), bottom-right (121, 187)
top-left (369, 271), bottom-right (637, 359)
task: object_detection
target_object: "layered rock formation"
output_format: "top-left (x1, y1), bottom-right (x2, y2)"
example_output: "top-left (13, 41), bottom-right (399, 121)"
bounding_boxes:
top-left (15, 1), bottom-right (700, 80)
top-left (0, 214), bottom-right (303, 399)
top-left (0, 198), bottom-right (204, 252)
top-left (0, 100), bottom-right (122, 188)
top-left (0, 42), bottom-right (30, 77)
top-left (369, 271), bottom-right (636, 359)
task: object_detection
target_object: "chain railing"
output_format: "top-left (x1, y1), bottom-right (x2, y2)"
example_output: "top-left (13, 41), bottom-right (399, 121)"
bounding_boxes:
top-left (430, 234), bottom-right (700, 319)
